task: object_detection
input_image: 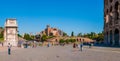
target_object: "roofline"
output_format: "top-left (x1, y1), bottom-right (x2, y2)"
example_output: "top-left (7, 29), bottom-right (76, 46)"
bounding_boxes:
top-left (6, 18), bottom-right (16, 20)
top-left (5, 26), bottom-right (18, 28)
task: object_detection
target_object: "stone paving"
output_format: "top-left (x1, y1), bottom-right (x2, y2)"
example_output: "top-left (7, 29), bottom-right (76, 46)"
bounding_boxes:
top-left (0, 47), bottom-right (21, 52)
top-left (0, 45), bottom-right (120, 61)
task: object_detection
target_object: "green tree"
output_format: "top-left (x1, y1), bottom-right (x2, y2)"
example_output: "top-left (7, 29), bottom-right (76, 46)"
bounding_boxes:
top-left (77, 33), bottom-right (82, 37)
top-left (71, 31), bottom-right (74, 37)
top-left (0, 38), bottom-right (4, 43)
top-left (23, 33), bottom-right (32, 40)
top-left (0, 34), bottom-right (3, 38)
top-left (63, 32), bottom-right (68, 36)
top-left (18, 34), bottom-right (22, 37)
top-left (59, 39), bottom-right (65, 43)
top-left (82, 32), bottom-right (104, 42)
top-left (31, 35), bottom-right (35, 40)
top-left (0, 27), bottom-right (3, 29)
top-left (0, 31), bottom-right (4, 38)
top-left (35, 34), bottom-right (41, 41)
top-left (0, 30), bottom-right (4, 43)
top-left (65, 39), bottom-right (69, 44)
top-left (96, 32), bottom-right (104, 42)
top-left (68, 39), bottom-right (76, 43)
top-left (41, 35), bottom-right (47, 42)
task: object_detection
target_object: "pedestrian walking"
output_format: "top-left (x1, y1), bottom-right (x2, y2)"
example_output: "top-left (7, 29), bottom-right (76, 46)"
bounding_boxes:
top-left (80, 43), bottom-right (83, 51)
top-left (89, 43), bottom-right (92, 48)
top-left (8, 43), bottom-right (12, 55)
top-left (47, 42), bottom-right (51, 47)
top-left (73, 43), bottom-right (76, 48)
top-left (2, 43), bottom-right (3, 46)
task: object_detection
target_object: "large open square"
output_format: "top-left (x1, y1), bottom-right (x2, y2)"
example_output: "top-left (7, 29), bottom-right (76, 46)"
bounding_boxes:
top-left (0, 0), bottom-right (120, 61)
top-left (0, 45), bottom-right (120, 61)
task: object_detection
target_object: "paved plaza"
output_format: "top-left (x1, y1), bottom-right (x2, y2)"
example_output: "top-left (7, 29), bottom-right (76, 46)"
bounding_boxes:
top-left (0, 45), bottom-right (120, 61)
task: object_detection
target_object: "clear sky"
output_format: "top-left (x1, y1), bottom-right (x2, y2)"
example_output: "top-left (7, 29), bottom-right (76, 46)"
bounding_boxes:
top-left (0, 0), bottom-right (104, 35)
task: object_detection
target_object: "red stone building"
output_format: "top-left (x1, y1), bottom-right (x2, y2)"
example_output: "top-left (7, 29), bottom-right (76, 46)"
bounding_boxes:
top-left (41, 25), bottom-right (63, 37)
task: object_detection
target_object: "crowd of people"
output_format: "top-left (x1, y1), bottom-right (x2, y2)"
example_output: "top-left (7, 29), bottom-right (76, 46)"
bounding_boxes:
top-left (73, 42), bottom-right (83, 51)
top-left (6, 41), bottom-right (93, 55)
top-left (73, 42), bottom-right (93, 51)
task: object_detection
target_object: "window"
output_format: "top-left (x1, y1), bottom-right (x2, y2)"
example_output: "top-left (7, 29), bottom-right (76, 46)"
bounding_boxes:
top-left (110, 6), bottom-right (112, 12)
top-left (115, 2), bottom-right (119, 11)
top-left (110, 0), bottom-right (113, 3)
top-left (115, 1), bottom-right (119, 20)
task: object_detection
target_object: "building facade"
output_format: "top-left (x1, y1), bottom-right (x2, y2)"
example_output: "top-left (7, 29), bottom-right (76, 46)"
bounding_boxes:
top-left (41, 25), bottom-right (63, 37)
top-left (4, 19), bottom-right (18, 46)
top-left (104, 0), bottom-right (120, 46)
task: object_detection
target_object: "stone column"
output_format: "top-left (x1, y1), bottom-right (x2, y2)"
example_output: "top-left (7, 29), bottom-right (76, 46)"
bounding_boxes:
top-left (107, 14), bottom-right (110, 45)
top-left (118, 3), bottom-right (120, 18)
top-left (108, 31), bottom-right (110, 45)
top-left (104, 32), bottom-right (107, 45)
top-left (119, 4), bottom-right (120, 46)
top-left (112, 8), bottom-right (116, 21)
top-left (119, 28), bottom-right (120, 46)
top-left (112, 29), bottom-right (115, 46)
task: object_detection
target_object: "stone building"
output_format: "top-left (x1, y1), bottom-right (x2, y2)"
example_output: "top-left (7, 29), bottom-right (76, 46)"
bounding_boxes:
top-left (41, 25), bottom-right (63, 37)
top-left (104, 0), bottom-right (120, 46)
top-left (4, 19), bottom-right (18, 46)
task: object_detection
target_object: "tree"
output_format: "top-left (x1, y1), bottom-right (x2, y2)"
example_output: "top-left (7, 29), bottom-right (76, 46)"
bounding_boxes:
top-left (0, 31), bottom-right (4, 38)
top-left (0, 30), bottom-right (4, 43)
top-left (59, 39), bottom-right (65, 43)
top-left (41, 35), bottom-right (47, 42)
top-left (68, 39), bottom-right (76, 43)
top-left (77, 33), bottom-right (82, 37)
top-left (82, 32), bottom-right (104, 42)
top-left (90, 32), bottom-right (96, 36)
top-left (63, 32), bottom-right (68, 36)
top-left (96, 32), bottom-right (104, 42)
top-left (0, 34), bottom-right (3, 38)
top-left (0, 27), bottom-right (3, 29)
top-left (31, 35), bottom-right (35, 40)
top-left (23, 33), bottom-right (32, 40)
top-left (0, 38), bottom-right (4, 43)
top-left (18, 34), bottom-right (22, 37)
top-left (35, 34), bottom-right (41, 42)
top-left (71, 31), bottom-right (74, 37)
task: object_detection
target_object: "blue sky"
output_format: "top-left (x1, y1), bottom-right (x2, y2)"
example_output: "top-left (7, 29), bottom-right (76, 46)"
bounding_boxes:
top-left (0, 0), bottom-right (104, 35)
